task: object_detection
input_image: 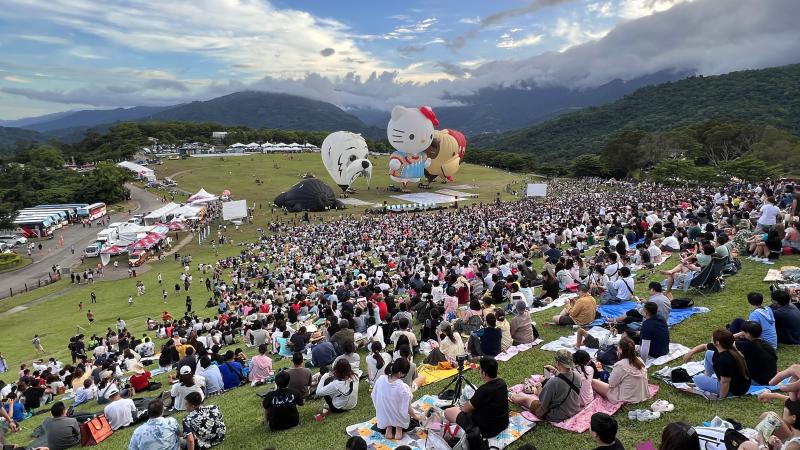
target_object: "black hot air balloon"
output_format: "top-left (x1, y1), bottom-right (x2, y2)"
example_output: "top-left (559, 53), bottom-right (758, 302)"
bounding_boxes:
top-left (273, 176), bottom-right (344, 212)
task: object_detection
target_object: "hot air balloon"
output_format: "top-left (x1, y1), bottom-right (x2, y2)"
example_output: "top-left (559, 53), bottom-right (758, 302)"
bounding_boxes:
top-left (423, 129), bottom-right (467, 185)
top-left (320, 131), bottom-right (372, 195)
top-left (387, 105), bottom-right (437, 192)
top-left (273, 177), bottom-right (343, 212)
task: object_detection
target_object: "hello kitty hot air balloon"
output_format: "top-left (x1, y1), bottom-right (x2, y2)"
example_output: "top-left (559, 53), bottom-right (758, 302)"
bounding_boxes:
top-left (387, 105), bottom-right (437, 192)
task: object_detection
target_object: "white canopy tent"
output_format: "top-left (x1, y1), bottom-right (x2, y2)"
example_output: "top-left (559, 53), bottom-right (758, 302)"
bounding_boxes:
top-left (222, 200), bottom-right (248, 222)
top-left (187, 188), bottom-right (218, 205)
top-left (143, 202), bottom-right (179, 225)
top-left (117, 161), bottom-right (155, 181)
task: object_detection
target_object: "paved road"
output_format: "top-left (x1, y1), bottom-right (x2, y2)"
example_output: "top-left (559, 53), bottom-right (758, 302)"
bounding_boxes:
top-left (0, 184), bottom-right (164, 298)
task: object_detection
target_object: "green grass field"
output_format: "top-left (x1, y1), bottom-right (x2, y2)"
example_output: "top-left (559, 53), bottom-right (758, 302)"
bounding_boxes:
top-left (0, 156), bottom-right (798, 450)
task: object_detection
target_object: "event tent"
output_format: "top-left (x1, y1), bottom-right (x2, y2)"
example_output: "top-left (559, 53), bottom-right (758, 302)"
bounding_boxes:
top-left (117, 161), bottom-right (155, 181)
top-left (187, 188), bottom-right (218, 205)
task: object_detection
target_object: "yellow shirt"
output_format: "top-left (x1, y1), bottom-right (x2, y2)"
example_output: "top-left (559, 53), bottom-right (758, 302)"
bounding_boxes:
top-left (568, 294), bottom-right (598, 326)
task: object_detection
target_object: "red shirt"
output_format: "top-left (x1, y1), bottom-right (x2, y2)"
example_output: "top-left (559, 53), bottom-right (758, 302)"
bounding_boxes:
top-left (377, 300), bottom-right (388, 321)
top-left (129, 371), bottom-right (151, 391)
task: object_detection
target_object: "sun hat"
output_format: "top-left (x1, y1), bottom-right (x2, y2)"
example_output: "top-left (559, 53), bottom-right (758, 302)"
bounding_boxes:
top-left (100, 370), bottom-right (113, 380)
top-left (132, 363), bottom-right (145, 375)
top-left (554, 349), bottom-right (575, 369)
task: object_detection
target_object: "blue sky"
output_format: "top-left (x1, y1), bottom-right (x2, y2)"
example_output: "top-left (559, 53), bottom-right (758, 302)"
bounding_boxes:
top-left (0, 0), bottom-right (797, 119)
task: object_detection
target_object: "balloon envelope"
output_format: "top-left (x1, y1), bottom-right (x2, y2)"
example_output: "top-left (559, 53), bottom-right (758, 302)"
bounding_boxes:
top-left (273, 177), bottom-right (343, 212)
top-left (320, 131), bottom-right (372, 192)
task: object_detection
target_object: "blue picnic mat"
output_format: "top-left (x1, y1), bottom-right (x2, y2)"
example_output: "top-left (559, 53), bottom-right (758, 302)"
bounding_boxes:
top-left (590, 302), bottom-right (708, 327)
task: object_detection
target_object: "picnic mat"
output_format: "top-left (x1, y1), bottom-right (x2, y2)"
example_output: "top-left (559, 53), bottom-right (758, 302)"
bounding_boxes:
top-left (764, 269), bottom-right (784, 282)
top-left (512, 383), bottom-right (659, 433)
top-left (654, 361), bottom-right (790, 398)
top-left (588, 303), bottom-right (710, 327)
top-left (417, 364), bottom-right (471, 388)
top-left (496, 340), bottom-right (543, 362)
top-left (346, 394), bottom-right (536, 450)
top-left (540, 326), bottom-right (690, 368)
top-left (528, 293), bottom-right (576, 314)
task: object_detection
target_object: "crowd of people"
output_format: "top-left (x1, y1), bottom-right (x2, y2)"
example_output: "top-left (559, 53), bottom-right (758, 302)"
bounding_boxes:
top-left (1, 177), bottom-right (799, 450)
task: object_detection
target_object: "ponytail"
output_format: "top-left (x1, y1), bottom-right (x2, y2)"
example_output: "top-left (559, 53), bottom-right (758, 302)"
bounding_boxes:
top-left (713, 329), bottom-right (749, 380)
top-left (370, 341), bottom-right (384, 370)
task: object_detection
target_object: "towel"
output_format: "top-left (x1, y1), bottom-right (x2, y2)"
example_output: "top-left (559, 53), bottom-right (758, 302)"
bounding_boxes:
top-left (495, 340), bottom-right (543, 362)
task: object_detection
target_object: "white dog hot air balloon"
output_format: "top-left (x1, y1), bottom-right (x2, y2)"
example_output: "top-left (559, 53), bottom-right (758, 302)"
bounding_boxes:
top-left (320, 131), bottom-right (372, 195)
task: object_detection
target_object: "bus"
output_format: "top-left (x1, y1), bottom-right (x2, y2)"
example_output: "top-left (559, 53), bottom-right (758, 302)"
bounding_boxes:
top-left (77, 203), bottom-right (107, 221)
top-left (31, 204), bottom-right (86, 221)
top-left (12, 216), bottom-right (57, 237)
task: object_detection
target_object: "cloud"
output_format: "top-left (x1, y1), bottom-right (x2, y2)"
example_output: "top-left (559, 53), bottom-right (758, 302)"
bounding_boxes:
top-left (458, 17), bottom-right (480, 25)
top-left (2, 75), bottom-right (30, 83)
top-left (320, 48), bottom-right (335, 57)
top-left (618, 0), bottom-right (694, 19)
top-left (587, 2), bottom-right (614, 17)
top-left (16, 34), bottom-right (70, 45)
top-left (448, 0), bottom-right (577, 49)
top-left (496, 33), bottom-right (543, 49)
top-left (551, 19), bottom-right (609, 50)
top-left (69, 47), bottom-right (105, 59)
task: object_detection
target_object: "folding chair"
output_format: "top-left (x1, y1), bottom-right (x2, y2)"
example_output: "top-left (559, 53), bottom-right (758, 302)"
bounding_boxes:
top-left (688, 256), bottom-right (726, 297)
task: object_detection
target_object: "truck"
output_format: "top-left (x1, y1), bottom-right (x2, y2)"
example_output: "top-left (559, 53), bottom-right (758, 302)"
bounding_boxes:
top-left (84, 241), bottom-right (102, 257)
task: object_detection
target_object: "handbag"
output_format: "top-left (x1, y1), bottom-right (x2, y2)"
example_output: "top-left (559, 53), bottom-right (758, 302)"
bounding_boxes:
top-left (596, 345), bottom-right (619, 366)
top-left (80, 414), bottom-right (113, 446)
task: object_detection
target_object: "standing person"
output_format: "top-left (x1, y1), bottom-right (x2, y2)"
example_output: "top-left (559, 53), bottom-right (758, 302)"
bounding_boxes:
top-left (32, 335), bottom-right (45, 354)
top-left (371, 358), bottom-right (420, 440)
top-left (41, 401), bottom-right (80, 450)
top-left (183, 392), bottom-right (226, 449)
top-left (158, 273), bottom-right (162, 285)
top-left (128, 399), bottom-right (181, 450)
top-left (163, 289), bottom-right (168, 303)
top-left (444, 357), bottom-right (509, 438)
top-left (128, 295), bottom-right (133, 307)
top-left (90, 291), bottom-right (96, 304)
top-left (77, 302), bottom-right (83, 311)
top-left (186, 296), bottom-right (193, 314)
top-left (262, 371), bottom-right (301, 431)
top-left (86, 310), bottom-right (94, 326)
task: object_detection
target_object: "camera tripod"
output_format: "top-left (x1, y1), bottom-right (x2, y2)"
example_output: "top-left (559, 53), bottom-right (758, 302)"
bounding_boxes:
top-left (437, 361), bottom-right (477, 407)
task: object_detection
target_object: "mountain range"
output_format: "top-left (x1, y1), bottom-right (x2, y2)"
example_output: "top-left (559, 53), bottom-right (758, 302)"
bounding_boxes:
top-left (471, 63), bottom-right (800, 161)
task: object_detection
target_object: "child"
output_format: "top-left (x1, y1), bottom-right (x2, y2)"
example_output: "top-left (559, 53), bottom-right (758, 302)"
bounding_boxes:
top-left (261, 371), bottom-right (300, 431)
top-left (3, 392), bottom-right (25, 422)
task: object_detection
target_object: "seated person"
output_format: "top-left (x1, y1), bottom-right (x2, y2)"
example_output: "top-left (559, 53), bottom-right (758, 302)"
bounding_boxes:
top-left (332, 341), bottom-right (362, 376)
top-left (591, 336), bottom-right (649, 403)
top-left (198, 355), bottom-right (224, 395)
top-left (771, 289), bottom-right (800, 345)
top-left (467, 313), bottom-right (502, 357)
top-left (602, 267), bottom-right (635, 304)
top-left (129, 363), bottom-right (162, 392)
top-left (371, 358), bottom-right (420, 440)
top-left (262, 371), bottom-right (300, 431)
top-left (17, 379), bottom-right (52, 412)
top-left (739, 397), bottom-right (800, 450)
top-left (510, 349), bottom-right (582, 422)
top-left (661, 245), bottom-right (713, 296)
top-left (437, 323), bottom-right (465, 363)
top-left (590, 412), bottom-right (625, 450)
top-left (330, 319), bottom-right (355, 353)
top-left (171, 366), bottom-right (205, 411)
top-left (42, 401), bottom-right (80, 450)
top-left (683, 329), bottom-right (751, 398)
top-left (309, 341), bottom-right (338, 368)
top-left (444, 357), bottom-right (509, 438)
top-left (495, 309), bottom-right (513, 352)
top-left (552, 284), bottom-right (597, 327)
top-left (509, 301), bottom-right (537, 345)
top-left (248, 344), bottom-right (274, 386)
top-left (634, 302), bottom-right (670, 361)
top-left (2, 393), bottom-right (24, 422)
top-left (733, 321), bottom-right (777, 386)
top-left (729, 292), bottom-right (778, 350)
top-left (183, 392), bottom-right (226, 448)
top-left (72, 378), bottom-right (97, 407)
top-left (286, 352), bottom-right (313, 400)
top-left (315, 359), bottom-right (360, 418)
top-left (366, 342), bottom-right (391, 386)
top-left (608, 282), bottom-right (671, 331)
top-left (103, 386), bottom-right (137, 430)
top-left (218, 350), bottom-right (245, 390)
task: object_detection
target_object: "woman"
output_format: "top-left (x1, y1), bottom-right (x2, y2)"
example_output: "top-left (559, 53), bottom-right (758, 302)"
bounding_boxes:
top-left (555, 262), bottom-right (575, 291)
top-left (573, 350), bottom-right (595, 407)
top-left (684, 329), bottom-right (750, 398)
top-left (591, 336), bottom-right (649, 403)
top-left (315, 359), bottom-right (360, 418)
top-left (743, 395), bottom-right (800, 450)
top-left (248, 344), bottom-right (273, 385)
top-left (366, 341), bottom-right (390, 387)
top-left (371, 358), bottom-right (421, 440)
top-left (539, 270), bottom-right (560, 304)
top-left (170, 367), bottom-right (204, 411)
top-left (365, 316), bottom-right (385, 347)
top-left (437, 323), bottom-right (465, 363)
top-left (659, 422), bottom-right (700, 450)
top-left (396, 345), bottom-right (420, 390)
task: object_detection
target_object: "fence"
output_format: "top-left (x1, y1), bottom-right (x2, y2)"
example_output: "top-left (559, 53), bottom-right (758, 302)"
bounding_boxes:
top-left (0, 271), bottom-right (62, 300)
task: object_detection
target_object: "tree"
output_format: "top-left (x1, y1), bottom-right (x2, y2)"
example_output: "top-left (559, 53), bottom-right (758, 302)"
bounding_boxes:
top-left (720, 155), bottom-right (779, 181)
top-left (697, 121), bottom-right (761, 166)
top-left (28, 145), bottom-right (66, 169)
top-left (601, 130), bottom-right (647, 178)
top-left (569, 154), bottom-right (607, 177)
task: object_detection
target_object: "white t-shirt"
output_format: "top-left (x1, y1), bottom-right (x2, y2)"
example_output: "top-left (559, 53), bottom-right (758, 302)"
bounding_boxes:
top-left (661, 236), bottom-right (680, 250)
top-left (371, 375), bottom-right (412, 429)
top-left (614, 277), bottom-right (635, 301)
top-left (757, 203), bottom-right (780, 226)
top-left (604, 262), bottom-right (622, 282)
top-left (366, 325), bottom-right (384, 346)
top-left (648, 244), bottom-right (662, 261)
top-left (170, 383), bottom-right (204, 411)
top-left (366, 352), bottom-right (391, 385)
top-left (104, 398), bottom-right (137, 430)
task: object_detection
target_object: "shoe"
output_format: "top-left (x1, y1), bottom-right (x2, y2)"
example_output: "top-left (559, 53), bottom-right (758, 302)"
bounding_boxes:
top-left (637, 410), bottom-right (661, 421)
top-left (651, 400), bottom-right (674, 413)
top-left (315, 414), bottom-right (324, 422)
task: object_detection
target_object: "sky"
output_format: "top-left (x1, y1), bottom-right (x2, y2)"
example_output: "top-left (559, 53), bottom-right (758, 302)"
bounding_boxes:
top-left (0, 0), bottom-right (798, 119)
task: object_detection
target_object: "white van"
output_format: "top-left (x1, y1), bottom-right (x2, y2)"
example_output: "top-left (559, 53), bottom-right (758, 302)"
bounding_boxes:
top-left (84, 242), bottom-right (102, 257)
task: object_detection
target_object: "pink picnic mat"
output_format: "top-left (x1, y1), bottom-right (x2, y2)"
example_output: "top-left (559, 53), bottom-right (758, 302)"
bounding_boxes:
top-left (511, 381), bottom-right (659, 433)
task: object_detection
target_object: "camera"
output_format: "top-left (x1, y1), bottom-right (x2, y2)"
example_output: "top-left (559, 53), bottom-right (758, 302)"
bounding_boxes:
top-left (456, 354), bottom-right (469, 369)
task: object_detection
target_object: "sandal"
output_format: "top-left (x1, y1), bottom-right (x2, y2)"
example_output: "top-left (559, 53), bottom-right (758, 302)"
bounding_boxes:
top-left (650, 400), bottom-right (674, 413)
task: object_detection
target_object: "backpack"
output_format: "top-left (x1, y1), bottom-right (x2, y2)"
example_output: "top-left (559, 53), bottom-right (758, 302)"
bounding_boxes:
top-left (597, 345), bottom-right (619, 366)
top-left (671, 298), bottom-right (694, 309)
top-left (694, 426), bottom-right (749, 450)
top-left (464, 427), bottom-right (500, 450)
top-left (722, 258), bottom-right (741, 275)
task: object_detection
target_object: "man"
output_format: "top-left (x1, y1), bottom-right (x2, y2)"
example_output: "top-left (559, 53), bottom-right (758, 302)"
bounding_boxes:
top-left (544, 243), bottom-right (562, 264)
top-left (330, 319), bottom-right (356, 353)
top-left (638, 302), bottom-right (670, 361)
top-left (72, 378), bottom-right (97, 407)
top-left (32, 335), bottom-right (45, 354)
top-left (17, 379), bottom-right (52, 412)
top-left (444, 357), bottom-right (509, 438)
top-left (389, 317), bottom-right (418, 349)
top-left (590, 412), bottom-right (624, 450)
top-left (128, 399), bottom-right (182, 450)
top-left (197, 356), bottom-right (224, 395)
top-left (756, 196), bottom-right (781, 231)
top-left (603, 253), bottom-right (623, 283)
top-left (553, 284), bottom-right (597, 327)
top-left (262, 371), bottom-right (301, 431)
top-left (610, 282), bottom-right (671, 331)
top-left (309, 340), bottom-right (337, 368)
top-left (467, 313), bottom-right (502, 357)
top-left (116, 318), bottom-right (127, 332)
top-left (734, 321), bottom-right (777, 386)
top-left (177, 347), bottom-right (198, 375)
top-left (660, 232), bottom-right (681, 253)
top-left (42, 401), bottom-right (80, 450)
top-left (730, 292), bottom-right (777, 350)
top-left (183, 392), bottom-right (226, 449)
top-left (249, 322), bottom-right (268, 348)
top-left (286, 352), bottom-right (313, 400)
top-left (103, 386), bottom-right (137, 431)
top-left (516, 349), bottom-right (581, 422)
top-left (135, 336), bottom-right (155, 357)
top-left (770, 289), bottom-right (800, 345)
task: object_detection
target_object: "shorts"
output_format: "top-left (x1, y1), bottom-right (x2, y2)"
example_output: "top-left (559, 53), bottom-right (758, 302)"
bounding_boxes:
top-left (557, 315), bottom-right (576, 326)
top-left (456, 411), bottom-right (476, 432)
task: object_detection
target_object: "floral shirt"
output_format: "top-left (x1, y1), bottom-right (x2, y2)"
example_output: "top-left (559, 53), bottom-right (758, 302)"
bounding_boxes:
top-left (183, 405), bottom-right (226, 449)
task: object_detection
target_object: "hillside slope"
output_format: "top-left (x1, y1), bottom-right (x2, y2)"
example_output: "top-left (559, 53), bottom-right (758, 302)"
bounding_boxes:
top-left (472, 64), bottom-right (800, 160)
top-left (0, 126), bottom-right (45, 155)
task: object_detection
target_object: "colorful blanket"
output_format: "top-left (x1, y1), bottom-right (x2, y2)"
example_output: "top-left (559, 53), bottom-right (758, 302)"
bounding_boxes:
top-left (345, 394), bottom-right (536, 450)
top-left (654, 361), bottom-right (790, 398)
top-left (417, 364), bottom-right (471, 388)
top-left (512, 384), bottom-right (659, 433)
top-left (540, 326), bottom-right (690, 368)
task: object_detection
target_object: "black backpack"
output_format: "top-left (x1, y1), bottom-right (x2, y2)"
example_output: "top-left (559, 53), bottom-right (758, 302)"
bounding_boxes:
top-left (465, 428), bottom-right (500, 450)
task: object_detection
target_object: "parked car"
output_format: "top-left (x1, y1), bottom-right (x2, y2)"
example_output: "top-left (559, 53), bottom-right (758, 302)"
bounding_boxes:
top-left (0, 234), bottom-right (27, 247)
top-left (84, 242), bottom-right (102, 257)
top-left (128, 250), bottom-right (147, 267)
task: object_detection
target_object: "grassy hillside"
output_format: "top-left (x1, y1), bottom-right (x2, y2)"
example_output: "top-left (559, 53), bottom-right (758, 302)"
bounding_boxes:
top-left (473, 64), bottom-right (800, 160)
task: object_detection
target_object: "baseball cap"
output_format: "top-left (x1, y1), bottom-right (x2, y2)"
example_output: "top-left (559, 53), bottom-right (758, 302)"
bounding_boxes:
top-left (179, 365), bottom-right (192, 375)
top-left (554, 349), bottom-right (575, 369)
